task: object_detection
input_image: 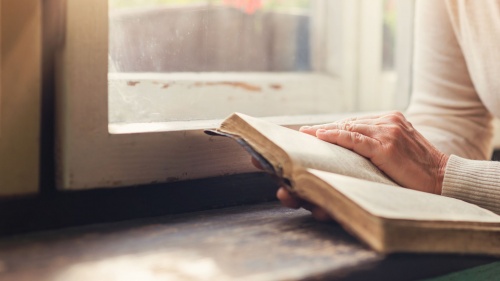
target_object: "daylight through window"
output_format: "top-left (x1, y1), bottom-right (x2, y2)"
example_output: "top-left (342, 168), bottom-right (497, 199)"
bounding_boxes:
top-left (108, 0), bottom-right (400, 125)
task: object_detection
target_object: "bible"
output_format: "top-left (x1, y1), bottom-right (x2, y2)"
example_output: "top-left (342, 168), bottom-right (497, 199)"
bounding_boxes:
top-left (206, 113), bottom-right (500, 256)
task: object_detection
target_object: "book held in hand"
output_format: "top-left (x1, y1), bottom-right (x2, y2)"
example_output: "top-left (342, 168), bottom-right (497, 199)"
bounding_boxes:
top-left (206, 113), bottom-right (500, 256)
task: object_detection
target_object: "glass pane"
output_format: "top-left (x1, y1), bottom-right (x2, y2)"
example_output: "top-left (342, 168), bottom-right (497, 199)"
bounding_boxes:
top-left (107, 0), bottom-right (408, 125)
top-left (377, 0), bottom-right (398, 111)
top-left (382, 0), bottom-right (396, 71)
top-left (109, 0), bottom-right (312, 73)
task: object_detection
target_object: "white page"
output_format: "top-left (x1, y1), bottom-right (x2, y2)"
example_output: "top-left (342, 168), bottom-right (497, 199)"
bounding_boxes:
top-left (309, 169), bottom-right (500, 223)
top-left (234, 113), bottom-right (396, 186)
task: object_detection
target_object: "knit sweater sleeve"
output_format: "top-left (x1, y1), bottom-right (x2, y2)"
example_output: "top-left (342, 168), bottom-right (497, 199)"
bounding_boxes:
top-left (406, 1), bottom-right (500, 214)
top-left (443, 155), bottom-right (500, 214)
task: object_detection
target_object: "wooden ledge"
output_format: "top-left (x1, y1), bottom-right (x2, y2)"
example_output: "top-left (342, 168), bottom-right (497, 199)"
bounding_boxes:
top-left (0, 202), bottom-right (497, 281)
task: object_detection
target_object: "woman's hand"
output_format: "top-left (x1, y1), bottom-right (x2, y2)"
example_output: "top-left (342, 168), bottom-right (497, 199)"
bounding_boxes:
top-left (255, 111), bottom-right (449, 220)
top-left (251, 158), bottom-right (331, 221)
top-left (276, 187), bottom-right (331, 221)
top-left (300, 111), bottom-right (449, 195)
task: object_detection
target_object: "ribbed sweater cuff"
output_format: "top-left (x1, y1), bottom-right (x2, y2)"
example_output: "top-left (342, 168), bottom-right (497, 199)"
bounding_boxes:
top-left (442, 155), bottom-right (500, 214)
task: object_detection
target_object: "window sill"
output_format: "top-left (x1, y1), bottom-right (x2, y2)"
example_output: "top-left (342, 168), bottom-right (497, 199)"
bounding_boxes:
top-left (0, 202), bottom-right (497, 280)
top-left (0, 172), bottom-right (278, 236)
top-left (109, 72), bottom-right (342, 125)
top-left (108, 112), bottom-right (365, 134)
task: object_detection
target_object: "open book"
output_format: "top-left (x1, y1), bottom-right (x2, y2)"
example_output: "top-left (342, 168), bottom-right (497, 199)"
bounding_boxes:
top-left (206, 113), bottom-right (500, 256)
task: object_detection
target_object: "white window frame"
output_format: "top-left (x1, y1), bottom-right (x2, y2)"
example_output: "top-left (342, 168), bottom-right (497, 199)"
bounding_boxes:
top-left (108, 1), bottom-right (355, 124)
top-left (56, 0), bottom-right (414, 190)
top-left (0, 0), bottom-right (41, 196)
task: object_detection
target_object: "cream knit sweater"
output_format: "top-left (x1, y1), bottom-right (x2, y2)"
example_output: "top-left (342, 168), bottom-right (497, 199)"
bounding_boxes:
top-left (406, 0), bottom-right (500, 214)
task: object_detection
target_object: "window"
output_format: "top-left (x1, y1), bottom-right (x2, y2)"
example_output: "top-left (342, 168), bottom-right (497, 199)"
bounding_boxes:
top-left (0, 0), bottom-right (41, 195)
top-left (108, 0), bottom-right (343, 125)
top-left (56, 0), bottom-right (414, 190)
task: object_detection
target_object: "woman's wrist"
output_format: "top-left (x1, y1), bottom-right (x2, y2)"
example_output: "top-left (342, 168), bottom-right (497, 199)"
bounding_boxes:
top-left (435, 153), bottom-right (450, 195)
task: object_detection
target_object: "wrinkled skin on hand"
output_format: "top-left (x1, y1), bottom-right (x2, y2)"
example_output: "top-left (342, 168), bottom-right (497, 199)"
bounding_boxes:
top-left (255, 111), bottom-right (449, 220)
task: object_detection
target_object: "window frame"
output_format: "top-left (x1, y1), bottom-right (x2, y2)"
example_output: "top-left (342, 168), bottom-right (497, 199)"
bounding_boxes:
top-left (109, 72), bottom-right (343, 124)
top-left (56, 0), bottom-right (414, 190)
top-left (108, 1), bottom-right (357, 124)
top-left (0, 0), bottom-right (41, 196)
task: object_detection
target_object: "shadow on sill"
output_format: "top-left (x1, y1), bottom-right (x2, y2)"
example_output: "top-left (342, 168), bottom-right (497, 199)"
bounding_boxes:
top-left (5, 148), bottom-right (500, 237)
top-left (0, 172), bottom-right (279, 237)
top-left (0, 202), bottom-right (497, 281)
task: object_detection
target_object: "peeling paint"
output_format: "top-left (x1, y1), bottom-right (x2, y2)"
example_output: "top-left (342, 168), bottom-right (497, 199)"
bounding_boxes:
top-left (127, 81), bottom-right (140, 86)
top-left (194, 82), bottom-right (262, 92)
top-left (269, 84), bottom-right (282, 90)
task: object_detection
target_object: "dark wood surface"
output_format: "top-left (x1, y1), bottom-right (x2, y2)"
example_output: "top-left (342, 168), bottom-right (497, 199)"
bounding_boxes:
top-left (0, 172), bottom-right (278, 236)
top-left (0, 202), bottom-right (497, 281)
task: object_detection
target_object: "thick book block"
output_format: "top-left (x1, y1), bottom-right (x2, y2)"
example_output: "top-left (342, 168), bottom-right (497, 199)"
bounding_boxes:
top-left (207, 113), bottom-right (500, 256)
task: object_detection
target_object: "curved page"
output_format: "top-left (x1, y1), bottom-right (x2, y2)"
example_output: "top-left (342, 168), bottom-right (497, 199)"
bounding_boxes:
top-left (308, 169), bottom-right (500, 223)
top-left (232, 113), bottom-right (396, 186)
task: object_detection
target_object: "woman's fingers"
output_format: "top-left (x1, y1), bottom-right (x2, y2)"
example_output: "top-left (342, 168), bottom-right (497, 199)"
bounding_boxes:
top-left (310, 207), bottom-right (331, 221)
top-left (277, 188), bottom-right (332, 221)
top-left (299, 126), bottom-right (321, 136)
top-left (251, 157), bottom-right (263, 170)
top-left (278, 111), bottom-right (449, 221)
top-left (316, 128), bottom-right (380, 159)
top-left (299, 113), bottom-right (386, 136)
top-left (307, 111), bottom-right (448, 195)
top-left (300, 111), bottom-right (405, 135)
top-left (267, 166), bottom-right (334, 221)
top-left (276, 187), bottom-right (302, 209)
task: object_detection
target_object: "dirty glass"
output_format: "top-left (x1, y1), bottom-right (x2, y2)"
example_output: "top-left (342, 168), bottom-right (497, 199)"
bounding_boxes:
top-left (109, 0), bottom-right (312, 73)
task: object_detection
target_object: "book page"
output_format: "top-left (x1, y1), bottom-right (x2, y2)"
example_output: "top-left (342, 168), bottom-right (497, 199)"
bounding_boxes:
top-left (308, 169), bottom-right (500, 223)
top-left (232, 113), bottom-right (396, 186)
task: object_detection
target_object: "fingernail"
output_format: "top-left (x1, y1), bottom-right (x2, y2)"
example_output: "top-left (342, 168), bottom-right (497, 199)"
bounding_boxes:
top-left (317, 129), bottom-right (326, 134)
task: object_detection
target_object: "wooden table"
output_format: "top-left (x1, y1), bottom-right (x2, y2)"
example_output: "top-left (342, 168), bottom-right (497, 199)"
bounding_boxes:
top-left (0, 202), bottom-right (497, 281)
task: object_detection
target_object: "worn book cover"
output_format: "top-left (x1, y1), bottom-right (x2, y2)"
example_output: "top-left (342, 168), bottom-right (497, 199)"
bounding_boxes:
top-left (207, 113), bottom-right (500, 256)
